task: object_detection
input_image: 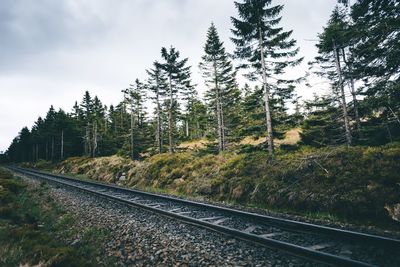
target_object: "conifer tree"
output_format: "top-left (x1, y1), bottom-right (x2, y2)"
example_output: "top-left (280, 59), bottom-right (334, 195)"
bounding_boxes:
top-left (122, 79), bottom-right (149, 159)
top-left (157, 46), bottom-right (193, 153)
top-left (199, 23), bottom-right (237, 152)
top-left (147, 62), bottom-right (167, 154)
top-left (351, 0), bottom-right (400, 139)
top-left (231, 0), bottom-right (303, 156)
top-left (315, 7), bottom-right (353, 146)
top-left (80, 91), bottom-right (94, 156)
top-left (301, 94), bottom-right (344, 147)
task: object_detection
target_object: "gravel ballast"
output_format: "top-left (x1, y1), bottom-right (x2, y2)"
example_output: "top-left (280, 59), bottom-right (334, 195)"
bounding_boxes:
top-left (18, 174), bottom-right (318, 267)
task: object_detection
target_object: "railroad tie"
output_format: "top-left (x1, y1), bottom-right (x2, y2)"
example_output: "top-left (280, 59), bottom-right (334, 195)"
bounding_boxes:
top-left (306, 243), bottom-right (334, 251)
top-left (176, 211), bottom-right (192, 215)
top-left (168, 208), bottom-right (182, 213)
top-left (243, 225), bottom-right (259, 233)
top-left (198, 216), bottom-right (224, 221)
top-left (212, 217), bottom-right (230, 225)
top-left (259, 232), bottom-right (284, 238)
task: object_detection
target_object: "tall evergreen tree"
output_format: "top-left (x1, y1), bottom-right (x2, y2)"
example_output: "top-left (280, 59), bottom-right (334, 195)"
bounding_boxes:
top-left (301, 94), bottom-right (344, 147)
top-left (123, 79), bottom-right (148, 159)
top-left (157, 46), bottom-right (193, 153)
top-left (80, 91), bottom-right (94, 156)
top-left (351, 0), bottom-right (400, 141)
top-left (147, 62), bottom-right (167, 154)
top-left (231, 0), bottom-right (303, 156)
top-left (199, 23), bottom-right (238, 152)
top-left (315, 7), bottom-right (353, 146)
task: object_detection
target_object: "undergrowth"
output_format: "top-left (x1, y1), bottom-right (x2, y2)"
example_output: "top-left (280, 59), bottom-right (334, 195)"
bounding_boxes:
top-left (28, 143), bottom-right (400, 229)
top-left (0, 168), bottom-right (112, 267)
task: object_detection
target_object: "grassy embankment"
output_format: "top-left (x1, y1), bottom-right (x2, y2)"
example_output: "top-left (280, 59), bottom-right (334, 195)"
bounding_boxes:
top-left (27, 142), bottom-right (400, 229)
top-left (0, 168), bottom-right (112, 267)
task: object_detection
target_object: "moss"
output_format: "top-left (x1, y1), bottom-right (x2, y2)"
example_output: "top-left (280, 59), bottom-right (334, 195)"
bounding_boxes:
top-left (53, 143), bottom-right (400, 227)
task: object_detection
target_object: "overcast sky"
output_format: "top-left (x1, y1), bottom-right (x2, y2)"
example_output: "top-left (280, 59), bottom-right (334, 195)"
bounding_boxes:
top-left (0, 0), bottom-right (337, 152)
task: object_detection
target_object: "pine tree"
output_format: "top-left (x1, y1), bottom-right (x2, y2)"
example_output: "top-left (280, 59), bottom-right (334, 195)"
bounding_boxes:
top-left (351, 0), bottom-right (400, 142)
top-left (199, 23), bottom-right (238, 152)
top-left (301, 94), bottom-right (344, 147)
top-left (181, 81), bottom-right (197, 140)
top-left (122, 79), bottom-right (149, 159)
top-left (315, 7), bottom-right (354, 146)
top-left (157, 46), bottom-right (193, 153)
top-left (240, 85), bottom-right (265, 137)
top-left (147, 62), bottom-right (167, 154)
top-left (231, 0), bottom-right (303, 156)
top-left (80, 91), bottom-right (94, 156)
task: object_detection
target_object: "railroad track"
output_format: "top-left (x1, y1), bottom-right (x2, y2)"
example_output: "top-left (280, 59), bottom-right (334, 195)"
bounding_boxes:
top-left (8, 166), bottom-right (400, 267)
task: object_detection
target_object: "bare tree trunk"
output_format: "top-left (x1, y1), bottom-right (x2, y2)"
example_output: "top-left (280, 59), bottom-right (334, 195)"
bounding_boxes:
top-left (216, 98), bottom-right (222, 152)
top-left (185, 119), bottom-right (189, 138)
top-left (92, 121), bottom-right (97, 157)
top-left (341, 49), bottom-right (361, 131)
top-left (259, 28), bottom-right (274, 156)
top-left (156, 94), bottom-right (162, 154)
top-left (220, 100), bottom-right (225, 150)
top-left (121, 102), bottom-right (124, 130)
top-left (333, 39), bottom-right (352, 147)
top-left (131, 111), bottom-right (135, 159)
top-left (60, 130), bottom-right (64, 160)
top-left (168, 75), bottom-right (174, 153)
top-left (389, 106), bottom-right (400, 125)
top-left (213, 58), bottom-right (224, 152)
top-left (85, 123), bottom-right (92, 157)
top-left (348, 76), bottom-right (361, 131)
top-left (196, 121), bottom-right (200, 139)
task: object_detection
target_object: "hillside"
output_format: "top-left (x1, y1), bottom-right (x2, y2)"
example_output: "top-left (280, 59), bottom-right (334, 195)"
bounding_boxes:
top-left (28, 142), bottom-right (400, 228)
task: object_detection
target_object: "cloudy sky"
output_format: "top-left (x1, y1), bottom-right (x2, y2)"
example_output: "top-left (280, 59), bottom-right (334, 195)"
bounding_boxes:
top-left (0, 0), bottom-right (337, 152)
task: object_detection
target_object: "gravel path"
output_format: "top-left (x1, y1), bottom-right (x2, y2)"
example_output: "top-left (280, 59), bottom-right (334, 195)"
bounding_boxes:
top-left (20, 174), bottom-right (319, 267)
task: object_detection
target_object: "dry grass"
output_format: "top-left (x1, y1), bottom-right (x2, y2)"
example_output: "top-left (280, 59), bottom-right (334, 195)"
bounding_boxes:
top-left (275, 128), bottom-right (302, 145)
top-left (239, 128), bottom-right (301, 147)
top-left (177, 139), bottom-right (210, 150)
top-left (239, 136), bottom-right (265, 146)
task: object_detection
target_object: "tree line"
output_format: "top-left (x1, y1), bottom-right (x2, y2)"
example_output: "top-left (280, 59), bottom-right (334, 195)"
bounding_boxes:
top-left (3, 0), bottom-right (399, 163)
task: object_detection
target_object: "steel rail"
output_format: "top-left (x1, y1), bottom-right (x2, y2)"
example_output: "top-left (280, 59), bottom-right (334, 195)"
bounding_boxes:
top-left (9, 166), bottom-right (399, 267)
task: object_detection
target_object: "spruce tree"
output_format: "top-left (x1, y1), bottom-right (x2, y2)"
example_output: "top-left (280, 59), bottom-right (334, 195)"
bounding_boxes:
top-left (231, 0), bottom-right (303, 156)
top-left (315, 7), bottom-right (353, 146)
top-left (80, 91), bottom-right (94, 156)
top-left (146, 62), bottom-right (167, 154)
top-left (301, 95), bottom-right (344, 147)
top-left (157, 46), bottom-right (193, 153)
top-left (123, 79), bottom-right (147, 159)
top-left (199, 23), bottom-right (237, 152)
top-left (351, 0), bottom-right (400, 141)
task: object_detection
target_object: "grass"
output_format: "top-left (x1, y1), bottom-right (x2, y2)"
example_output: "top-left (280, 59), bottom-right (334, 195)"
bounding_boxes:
top-left (24, 142), bottom-right (400, 231)
top-left (0, 168), bottom-right (114, 267)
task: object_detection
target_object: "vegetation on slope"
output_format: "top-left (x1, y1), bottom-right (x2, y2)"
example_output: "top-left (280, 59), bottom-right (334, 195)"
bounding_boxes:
top-left (0, 168), bottom-right (109, 267)
top-left (47, 143), bottom-right (400, 226)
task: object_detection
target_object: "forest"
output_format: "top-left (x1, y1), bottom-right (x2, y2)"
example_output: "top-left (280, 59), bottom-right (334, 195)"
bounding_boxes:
top-left (2, 0), bottom-right (399, 163)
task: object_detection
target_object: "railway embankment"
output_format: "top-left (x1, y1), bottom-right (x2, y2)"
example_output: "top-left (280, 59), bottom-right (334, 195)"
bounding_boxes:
top-left (25, 143), bottom-right (400, 228)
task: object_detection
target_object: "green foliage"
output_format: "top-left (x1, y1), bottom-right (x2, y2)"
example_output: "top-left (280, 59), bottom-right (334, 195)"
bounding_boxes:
top-left (3, 0), bottom-right (400, 161)
top-left (301, 95), bottom-right (344, 146)
top-left (0, 168), bottom-right (110, 267)
top-left (56, 143), bottom-right (400, 225)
